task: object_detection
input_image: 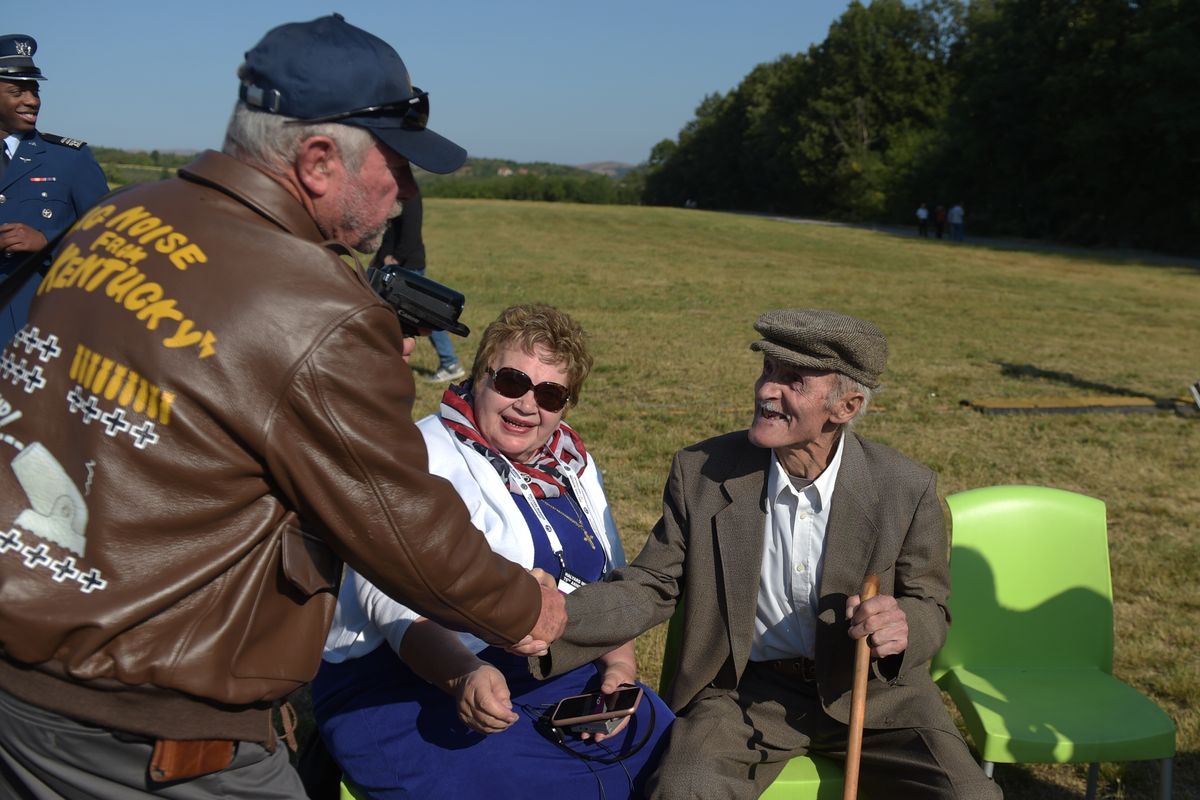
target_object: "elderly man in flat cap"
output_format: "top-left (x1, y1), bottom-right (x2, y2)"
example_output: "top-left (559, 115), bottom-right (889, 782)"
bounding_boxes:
top-left (0, 14), bottom-right (564, 799)
top-left (535, 309), bottom-right (1000, 799)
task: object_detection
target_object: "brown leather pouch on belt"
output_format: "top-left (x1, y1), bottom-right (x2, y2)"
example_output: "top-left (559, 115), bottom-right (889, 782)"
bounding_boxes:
top-left (149, 738), bottom-right (235, 783)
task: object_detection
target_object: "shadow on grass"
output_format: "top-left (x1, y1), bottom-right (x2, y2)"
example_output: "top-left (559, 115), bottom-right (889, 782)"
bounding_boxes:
top-left (991, 754), bottom-right (1192, 800)
top-left (1168, 751), bottom-right (1199, 800)
top-left (885, 228), bottom-right (1200, 273)
top-left (991, 764), bottom-right (1087, 799)
top-left (993, 361), bottom-right (1164, 402)
top-left (856, 218), bottom-right (1200, 272)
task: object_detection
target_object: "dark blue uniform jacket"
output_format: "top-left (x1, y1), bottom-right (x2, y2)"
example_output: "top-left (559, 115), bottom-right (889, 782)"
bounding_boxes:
top-left (0, 130), bottom-right (108, 341)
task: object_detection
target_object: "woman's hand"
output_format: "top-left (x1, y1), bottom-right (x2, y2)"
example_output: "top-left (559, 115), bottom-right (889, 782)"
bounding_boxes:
top-left (581, 640), bottom-right (638, 742)
top-left (449, 663), bottom-right (519, 734)
top-left (399, 618), bottom-right (518, 734)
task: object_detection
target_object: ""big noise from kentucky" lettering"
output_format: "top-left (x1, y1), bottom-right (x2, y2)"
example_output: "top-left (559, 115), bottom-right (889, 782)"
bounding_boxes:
top-left (35, 202), bottom-right (216, 359)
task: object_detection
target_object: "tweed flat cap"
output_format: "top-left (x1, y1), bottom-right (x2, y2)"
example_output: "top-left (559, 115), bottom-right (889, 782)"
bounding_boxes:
top-left (750, 309), bottom-right (887, 388)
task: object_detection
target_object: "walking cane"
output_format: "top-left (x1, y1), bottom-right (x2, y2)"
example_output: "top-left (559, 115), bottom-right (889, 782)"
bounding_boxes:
top-left (843, 574), bottom-right (880, 800)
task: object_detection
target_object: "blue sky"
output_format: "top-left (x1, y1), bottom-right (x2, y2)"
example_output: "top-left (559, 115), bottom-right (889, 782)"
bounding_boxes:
top-left (8, 1), bottom-right (853, 166)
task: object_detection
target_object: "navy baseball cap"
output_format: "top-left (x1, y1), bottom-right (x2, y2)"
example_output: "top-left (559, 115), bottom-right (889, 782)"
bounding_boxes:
top-left (0, 34), bottom-right (47, 81)
top-left (237, 14), bottom-right (466, 174)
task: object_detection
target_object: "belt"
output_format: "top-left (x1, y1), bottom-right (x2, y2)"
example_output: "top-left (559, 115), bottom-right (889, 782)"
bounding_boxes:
top-left (756, 656), bottom-right (818, 682)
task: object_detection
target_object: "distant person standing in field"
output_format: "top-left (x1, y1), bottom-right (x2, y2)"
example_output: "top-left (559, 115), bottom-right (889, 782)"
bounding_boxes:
top-left (372, 189), bottom-right (466, 382)
top-left (948, 203), bottom-right (965, 241)
top-left (0, 33), bottom-right (108, 342)
top-left (915, 203), bottom-right (929, 238)
top-left (933, 205), bottom-right (947, 239)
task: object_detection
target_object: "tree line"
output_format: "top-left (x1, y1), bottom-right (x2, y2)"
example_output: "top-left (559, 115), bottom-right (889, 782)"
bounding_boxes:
top-left (94, 1), bottom-right (1198, 255)
top-left (420, 159), bottom-right (644, 205)
top-left (643, 0), bottom-right (1199, 254)
top-left (93, 147), bottom-right (195, 187)
top-left (96, 149), bottom-right (647, 207)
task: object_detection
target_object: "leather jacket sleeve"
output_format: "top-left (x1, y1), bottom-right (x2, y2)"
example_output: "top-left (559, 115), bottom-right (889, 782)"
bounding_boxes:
top-left (263, 303), bottom-right (540, 645)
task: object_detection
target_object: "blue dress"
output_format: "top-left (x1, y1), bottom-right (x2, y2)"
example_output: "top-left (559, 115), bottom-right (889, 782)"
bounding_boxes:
top-left (313, 491), bottom-right (674, 799)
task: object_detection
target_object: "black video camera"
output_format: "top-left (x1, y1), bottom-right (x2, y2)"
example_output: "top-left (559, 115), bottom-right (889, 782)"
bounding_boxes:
top-left (367, 265), bottom-right (470, 338)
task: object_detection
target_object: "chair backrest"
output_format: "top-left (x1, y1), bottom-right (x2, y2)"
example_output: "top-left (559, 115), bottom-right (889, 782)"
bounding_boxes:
top-left (933, 485), bottom-right (1114, 675)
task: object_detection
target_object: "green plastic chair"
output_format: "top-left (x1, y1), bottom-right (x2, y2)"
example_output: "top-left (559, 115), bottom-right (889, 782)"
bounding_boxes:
top-left (934, 485), bottom-right (1175, 799)
top-left (660, 600), bottom-right (845, 799)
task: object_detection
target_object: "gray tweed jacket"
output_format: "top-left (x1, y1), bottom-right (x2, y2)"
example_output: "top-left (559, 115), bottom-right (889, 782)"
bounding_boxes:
top-left (535, 429), bottom-right (957, 733)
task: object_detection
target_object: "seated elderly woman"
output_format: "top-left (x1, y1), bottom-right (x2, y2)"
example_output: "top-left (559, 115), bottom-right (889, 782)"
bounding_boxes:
top-left (314, 304), bottom-right (673, 799)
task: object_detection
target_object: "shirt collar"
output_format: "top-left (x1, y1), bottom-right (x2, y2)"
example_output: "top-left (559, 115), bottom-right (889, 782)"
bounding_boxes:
top-left (2, 133), bottom-right (20, 159)
top-left (766, 432), bottom-right (846, 513)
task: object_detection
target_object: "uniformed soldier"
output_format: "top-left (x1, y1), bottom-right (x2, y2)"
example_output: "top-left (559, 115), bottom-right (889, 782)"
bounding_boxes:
top-left (0, 33), bottom-right (108, 342)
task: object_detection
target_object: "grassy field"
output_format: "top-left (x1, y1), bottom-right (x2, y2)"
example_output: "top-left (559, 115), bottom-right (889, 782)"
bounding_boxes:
top-left (396, 199), bottom-right (1199, 799)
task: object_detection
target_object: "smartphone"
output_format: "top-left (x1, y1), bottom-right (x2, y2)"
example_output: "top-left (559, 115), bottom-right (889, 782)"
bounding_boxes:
top-left (549, 686), bottom-right (643, 733)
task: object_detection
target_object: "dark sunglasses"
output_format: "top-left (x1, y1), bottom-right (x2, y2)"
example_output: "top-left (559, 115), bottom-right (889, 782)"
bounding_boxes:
top-left (486, 367), bottom-right (571, 413)
top-left (286, 88), bottom-right (430, 129)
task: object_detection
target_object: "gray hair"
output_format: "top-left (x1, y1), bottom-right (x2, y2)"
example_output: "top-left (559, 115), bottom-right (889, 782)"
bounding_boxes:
top-left (222, 102), bottom-right (375, 175)
top-left (825, 372), bottom-right (874, 429)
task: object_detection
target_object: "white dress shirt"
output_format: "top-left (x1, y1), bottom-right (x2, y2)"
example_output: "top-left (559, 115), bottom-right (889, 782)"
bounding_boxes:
top-left (750, 434), bottom-right (845, 661)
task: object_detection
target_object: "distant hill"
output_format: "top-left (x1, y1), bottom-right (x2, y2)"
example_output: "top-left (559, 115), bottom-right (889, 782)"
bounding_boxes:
top-left (576, 161), bottom-right (637, 178)
top-left (419, 157), bottom-right (601, 182)
top-left (91, 147), bottom-right (197, 187)
top-left (432, 158), bottom-right (637, 179)
top-left (420, 157), bottom-right (644, 205)
top-left (92, 147), bottom-right (635, 181)
top-left (91, 148), bottom-right (644, 206)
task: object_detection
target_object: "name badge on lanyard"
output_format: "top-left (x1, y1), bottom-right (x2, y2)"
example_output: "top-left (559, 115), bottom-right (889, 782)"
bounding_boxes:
top-left (505, 455), bottom-right (608, 596)
top-left (557, 555), bottom-right (590, 594)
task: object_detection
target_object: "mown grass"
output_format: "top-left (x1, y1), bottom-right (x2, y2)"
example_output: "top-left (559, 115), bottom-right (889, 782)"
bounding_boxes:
top-left (399, 199), bottom-right (1199, 799)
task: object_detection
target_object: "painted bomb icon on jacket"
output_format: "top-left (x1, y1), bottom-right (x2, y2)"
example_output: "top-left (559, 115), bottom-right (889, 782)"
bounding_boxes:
top-left (10, 442), bottom-right (88, 555)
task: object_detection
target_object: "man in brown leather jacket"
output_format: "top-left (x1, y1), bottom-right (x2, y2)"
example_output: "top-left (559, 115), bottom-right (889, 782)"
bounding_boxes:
top-left (0, 15), bottom-right (565, 799)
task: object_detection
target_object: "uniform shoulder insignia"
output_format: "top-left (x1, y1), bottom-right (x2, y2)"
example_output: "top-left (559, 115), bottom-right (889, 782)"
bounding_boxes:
top-left (42, 133), bottom-right (88, 149)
